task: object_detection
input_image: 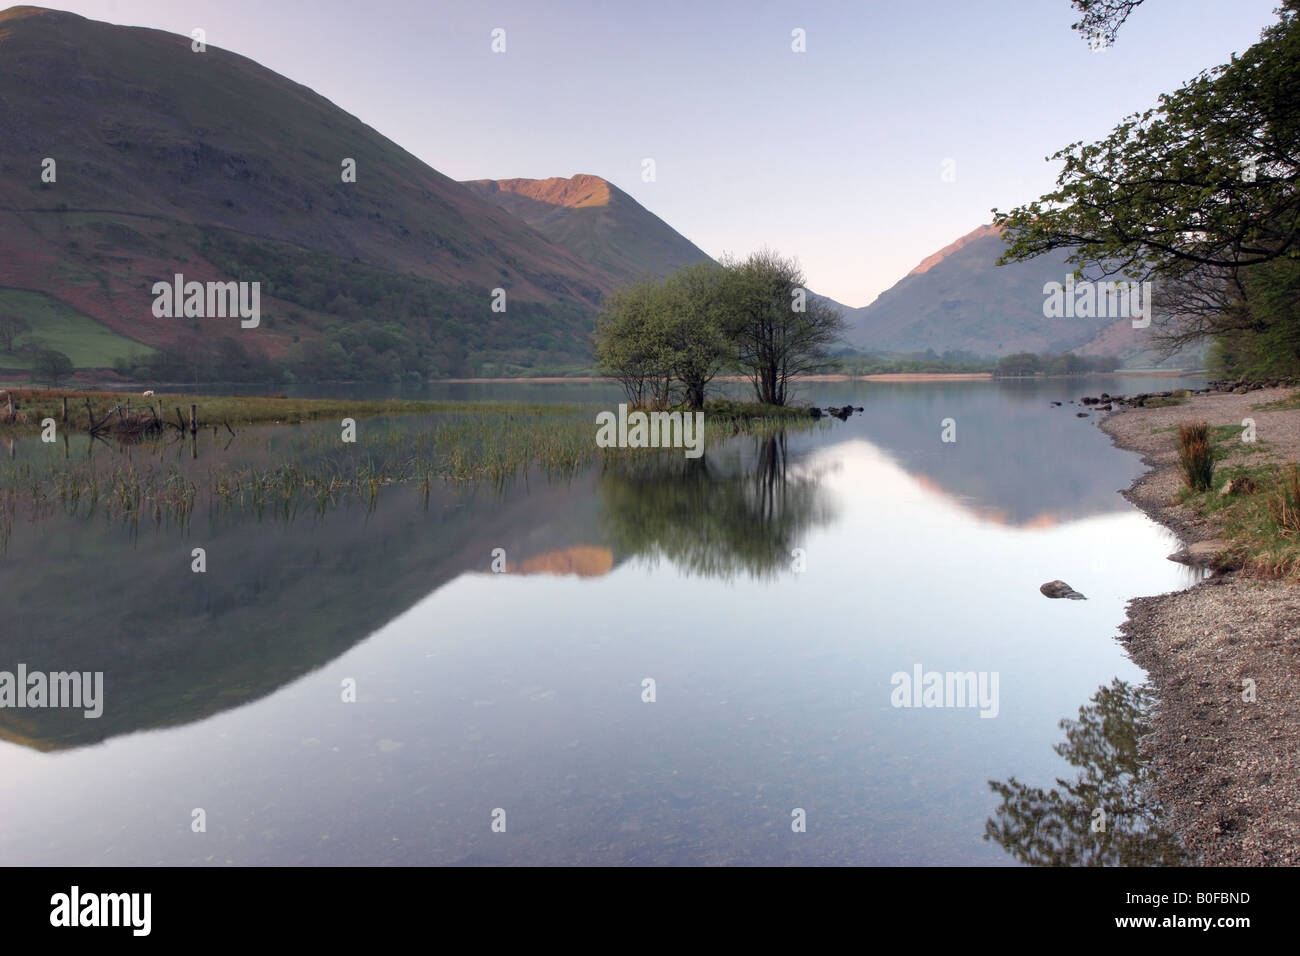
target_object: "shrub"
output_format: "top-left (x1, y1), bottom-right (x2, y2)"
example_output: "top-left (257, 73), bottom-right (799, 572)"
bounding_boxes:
top-left (1177, 421), bottom-right (1214, 492)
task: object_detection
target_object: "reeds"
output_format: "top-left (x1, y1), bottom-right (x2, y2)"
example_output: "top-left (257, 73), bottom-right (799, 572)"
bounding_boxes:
top-left (0, 400), bottom-right (823, 536)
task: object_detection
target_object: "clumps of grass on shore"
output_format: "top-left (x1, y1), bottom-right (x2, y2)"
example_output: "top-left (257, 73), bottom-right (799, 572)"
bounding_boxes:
top-left (1267, 464), bottom-right (1300, 538)
top-left (1167, 418), bottom-right (1300, 575)
top-left (1177, 422), bottom-right (1214, 492)
top-left (1175, 457), bottom-right (1300, 578)
top-left (1250, 390), bottom-right (1300, 412)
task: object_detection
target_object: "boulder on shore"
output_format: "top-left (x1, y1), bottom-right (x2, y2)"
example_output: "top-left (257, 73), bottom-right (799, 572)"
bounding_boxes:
top-left (1040, 580), bottom-right (1087, 600)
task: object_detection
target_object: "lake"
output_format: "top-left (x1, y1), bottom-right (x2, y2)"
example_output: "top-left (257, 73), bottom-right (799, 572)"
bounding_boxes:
top-left (0, 376), bottom-right (1200, 865)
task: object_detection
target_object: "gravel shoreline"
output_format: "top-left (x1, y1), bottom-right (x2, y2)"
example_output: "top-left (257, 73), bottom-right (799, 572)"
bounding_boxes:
top-left (1099, 387), bottom-right (1300, 866)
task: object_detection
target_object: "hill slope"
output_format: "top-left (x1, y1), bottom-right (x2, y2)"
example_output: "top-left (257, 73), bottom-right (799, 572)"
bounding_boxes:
top-left (462, 174), bottom-right (713, 282)
top-left (0, 6), bottom-right (614, 378)
top-left (842, 224), bottom-right (1145, 358)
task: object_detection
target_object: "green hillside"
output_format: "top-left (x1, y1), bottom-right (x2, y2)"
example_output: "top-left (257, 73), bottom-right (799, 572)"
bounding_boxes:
top-left (0, 288), bottom-right (152, 369)
top-left (0, 6), bottom-right (613, 379)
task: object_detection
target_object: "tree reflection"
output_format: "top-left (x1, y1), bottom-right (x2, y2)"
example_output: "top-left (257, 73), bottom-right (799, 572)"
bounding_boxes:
top-left (985, 679), bottom-right (1188, 866)
top-left (597, 433), bottom-right (834, 580)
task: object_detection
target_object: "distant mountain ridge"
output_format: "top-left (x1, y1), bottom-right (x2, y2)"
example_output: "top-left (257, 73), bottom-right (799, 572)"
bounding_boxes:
top-left (839, 224), bottom-right (1147, 359)
top-left (907, 224), bottom-right (1003, 277)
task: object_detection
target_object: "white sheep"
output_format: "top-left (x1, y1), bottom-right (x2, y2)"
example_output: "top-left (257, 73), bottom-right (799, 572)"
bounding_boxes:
top-left (142, 390), bottom-right (155, 397)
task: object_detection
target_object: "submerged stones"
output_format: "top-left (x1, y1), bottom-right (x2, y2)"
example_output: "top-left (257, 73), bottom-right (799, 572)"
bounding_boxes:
top-left (1040, 580), bottom-right (1087, 600)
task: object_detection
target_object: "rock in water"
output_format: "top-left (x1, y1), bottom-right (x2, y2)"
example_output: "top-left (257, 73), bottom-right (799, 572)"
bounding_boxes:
top-left (1040, 580), bottom-right (1086, 600)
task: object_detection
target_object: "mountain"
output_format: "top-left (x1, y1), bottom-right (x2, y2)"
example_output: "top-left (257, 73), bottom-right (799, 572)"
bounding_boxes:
top-left (840, 224), bottom-right (1147, 359)
top-left (462, 174), bottom-right (713, 282)
top-left (0, 6), bottom-right (618, 378)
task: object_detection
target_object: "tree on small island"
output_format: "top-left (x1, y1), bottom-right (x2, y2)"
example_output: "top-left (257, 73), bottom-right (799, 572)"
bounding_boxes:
top-left (594, 251), bottom-right (845, 408)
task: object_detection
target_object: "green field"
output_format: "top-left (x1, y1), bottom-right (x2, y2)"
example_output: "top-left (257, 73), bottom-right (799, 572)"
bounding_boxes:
top-left (0, 288), bottom-right (154, 369)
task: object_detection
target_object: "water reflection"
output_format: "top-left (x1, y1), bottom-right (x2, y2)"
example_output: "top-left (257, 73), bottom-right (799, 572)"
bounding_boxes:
top-left (985, 679), bottom-right (1187, 866)
top-left (0, 380), bottom-right (1205, 864)
top-left (0, 461), bottom-right (610, 752)
top-left (597, 433), bottom-right (835, 580)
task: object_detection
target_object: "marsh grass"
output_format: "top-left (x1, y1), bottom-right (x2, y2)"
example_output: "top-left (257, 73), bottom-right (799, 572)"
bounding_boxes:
top-left (0, 398), bottom-right (822, 544)
top-left (0, 388), bottom-right (569, 436)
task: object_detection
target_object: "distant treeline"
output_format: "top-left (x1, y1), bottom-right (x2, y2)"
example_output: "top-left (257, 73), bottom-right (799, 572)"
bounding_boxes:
top-left (992, 352), bottom-right (1121, 377)
top-left (828, 349), bottom-right (991, 375)
top-left (826, 349), bottom-right (1120, 377)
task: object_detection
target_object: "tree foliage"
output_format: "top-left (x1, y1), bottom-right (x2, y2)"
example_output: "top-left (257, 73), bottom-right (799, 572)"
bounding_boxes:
top-left (593, 278), bottom-right (669, 406)
top-left (720, 250), bottom-right (846, 406)
top-left (997, 1), bottom-right (1300, 379)
top-left (32, 348), bottom-right (73, 386)
top-left (1070, 0), bottom-right (1146, 45)
top-left (996, 3), bottom-right (1300, 280)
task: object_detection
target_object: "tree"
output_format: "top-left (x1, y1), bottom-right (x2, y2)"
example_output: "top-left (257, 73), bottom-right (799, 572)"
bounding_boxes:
top-left (1070, 0), bottom-right (1146, 45)
top-left (659, 263), bottom-right (731, 409)
top-left (0, 314), bottom-right (30, 353)
top-left (720, 250), bottom-right (846, 406)
top-left (593, 278), bottom-right (670, 406)
top-left (996, 4), bottom-right (1300, 282)
top-left (1205, 257), bottom-right (1300, 378)
top-left (997, 2), bottom-right (1300, 378)
top-left (32, 348), bottom-right (74, 386)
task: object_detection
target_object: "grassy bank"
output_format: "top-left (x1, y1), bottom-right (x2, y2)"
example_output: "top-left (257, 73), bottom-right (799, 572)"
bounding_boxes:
top-left (1173, 440), bottom-right (1300, 577)
top-left (1141, 392), bottom-right (1300, 577)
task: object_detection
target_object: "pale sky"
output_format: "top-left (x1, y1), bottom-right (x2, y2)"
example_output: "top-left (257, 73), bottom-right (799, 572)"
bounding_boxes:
top-left (31, 0), bottom-right (1285, 306)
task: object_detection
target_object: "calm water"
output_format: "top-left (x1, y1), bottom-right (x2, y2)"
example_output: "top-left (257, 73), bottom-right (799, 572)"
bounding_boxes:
top-left (0, 376), bottom-right (1201, 865)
